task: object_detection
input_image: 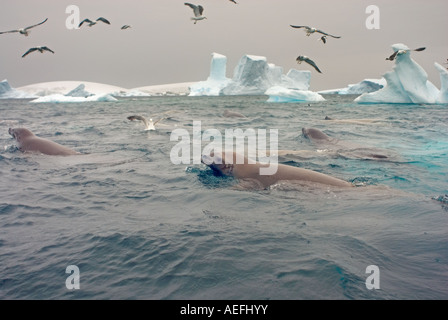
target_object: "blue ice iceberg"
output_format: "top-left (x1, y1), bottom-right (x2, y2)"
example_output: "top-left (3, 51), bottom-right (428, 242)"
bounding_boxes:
top-left (355, 43), bottom-right (446, 104)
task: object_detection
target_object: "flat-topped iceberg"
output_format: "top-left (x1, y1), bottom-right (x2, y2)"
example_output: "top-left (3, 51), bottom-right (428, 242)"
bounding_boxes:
top-left (355, 43), bottom-right (445, 104)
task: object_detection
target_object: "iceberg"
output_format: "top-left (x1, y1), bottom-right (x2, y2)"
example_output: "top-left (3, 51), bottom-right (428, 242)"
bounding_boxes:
top-left (30, 93), bottom-right (117, 103)
top-left (265, 86), bottom-right (325, 102)
top-left (355, 43), bottom-right (441, 104)
top-left (319, 78), bottom-right (386, 95)
top-left (189, 53), bottom-right (232, 96)
top-left (0, 79), bottom-right (37, 99)
top-left (189, 53), bottom-right (314, 98)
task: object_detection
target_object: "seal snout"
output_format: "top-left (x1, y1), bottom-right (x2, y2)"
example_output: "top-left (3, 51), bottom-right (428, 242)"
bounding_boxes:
top-left (8, 128), bottom-right (15, 138)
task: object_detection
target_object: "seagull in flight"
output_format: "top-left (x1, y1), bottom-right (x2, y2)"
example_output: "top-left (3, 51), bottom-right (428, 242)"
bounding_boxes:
top-left (228, 0), bottom-right (238, 3)
top-left (22, 46), bottom-right (55, 58)
top-left (290, 25), bottom-right (341, 40)
top-left (79, 17), bottom-right (111, 28)
top-left (121, 25), bottom-right (131, 30)
top-left (184, 3), bottom-right (207, 24)
top-left (0, 18), bottom-right (48, 37)
top-left (296, 55), bottom-right (322, 73)
top-left (385, 47), bottom-right (426, 61)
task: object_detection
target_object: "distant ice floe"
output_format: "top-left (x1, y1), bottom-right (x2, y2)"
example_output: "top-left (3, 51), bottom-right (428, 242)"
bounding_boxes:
top-left (355, 43), bottom-right (447, 104)
top-left (319, 78), bottom-right (386, 95)
top-left (30, 93), bottom-right (118, 103)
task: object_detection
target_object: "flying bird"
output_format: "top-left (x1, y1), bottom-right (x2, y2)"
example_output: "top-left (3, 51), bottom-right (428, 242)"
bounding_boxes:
top-left (290, 25), bottom-right (341, 39)
top-left (296, 55), bottom-right (322, 73)
top-left (22, 46), bottom-right (55, 58)
top-left (385, 47), bottom-right (426, 61)
top-left (228, 0), bottom-right (238, 3)
top-left (184, 3), bottom-right (207, 24)
top-left (319, 36), bottom-right (327, 44)
top-left (0, 18), bottom-right (48, 37)
top-left (78, 17), bottom-right (111, 28)
top-left (121, 25), bottom-right (131, 30)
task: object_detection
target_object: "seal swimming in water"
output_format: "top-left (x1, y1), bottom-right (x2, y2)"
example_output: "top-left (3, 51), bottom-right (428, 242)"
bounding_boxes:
top-left (202, 151), bottom-right (353, 189)
top-left (8, 128), bottom-right (80, 156)
top-left (302, 127), bottom-right (391, 160)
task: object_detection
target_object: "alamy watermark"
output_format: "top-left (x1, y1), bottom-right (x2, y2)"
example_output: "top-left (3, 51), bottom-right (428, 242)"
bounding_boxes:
top-left (365, 265), bottom-right (380, 290)
top-left (170, 121), bottom-right (279, 175)
top-left (66, 265), bottom-right (80, 290)
top-left (65, 5), bottom-right (81, 30)
top-left (365, 5), bottom-right (380, 30)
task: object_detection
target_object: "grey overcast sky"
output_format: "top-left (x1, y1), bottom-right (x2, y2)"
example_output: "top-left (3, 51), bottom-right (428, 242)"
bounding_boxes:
top-left (1, 0), bottom-right (447, 91)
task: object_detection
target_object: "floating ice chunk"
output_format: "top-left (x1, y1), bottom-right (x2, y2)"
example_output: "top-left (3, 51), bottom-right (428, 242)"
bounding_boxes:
top-left (265, 86), bottom-right (325, 102)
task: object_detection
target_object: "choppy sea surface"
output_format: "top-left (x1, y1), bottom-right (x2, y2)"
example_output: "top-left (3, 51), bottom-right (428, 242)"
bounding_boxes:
top-left (0, 95), bottom-right (447, 300)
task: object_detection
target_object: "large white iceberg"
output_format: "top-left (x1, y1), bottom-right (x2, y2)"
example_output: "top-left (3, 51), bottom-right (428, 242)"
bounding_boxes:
top-left (355, 43), bottom-right (444, 104)
top-left (189, 53), bottom-right (315, 97)
top-left (0, 79), bottom-right (37, 99)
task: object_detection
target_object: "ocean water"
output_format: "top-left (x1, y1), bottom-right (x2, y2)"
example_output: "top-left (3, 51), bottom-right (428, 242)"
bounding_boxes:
top-left (0, 95), bottom-right (447, 300)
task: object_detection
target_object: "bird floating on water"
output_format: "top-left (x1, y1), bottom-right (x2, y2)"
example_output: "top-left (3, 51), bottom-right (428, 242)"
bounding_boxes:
top-left (0, 18), bottom-right (48, 37)
top-left (184, 3), bottom-right (207, 24)
top-left (22, 46), bottom-right (54, 58)
top-left (290, 25), bottom-right (341, 40)
top-left (79, 17), bottom-right (110, 28)
top-left (296, 55), bottom-right (322, 73)
top-left (385, 47), bottom-right (426, 61)
top-left (128, 115), bottom-right (168, 131)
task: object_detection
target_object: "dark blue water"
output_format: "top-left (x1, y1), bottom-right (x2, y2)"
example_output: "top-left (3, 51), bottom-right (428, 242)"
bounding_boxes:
top-left (1, 95), bottom-right (447, 300)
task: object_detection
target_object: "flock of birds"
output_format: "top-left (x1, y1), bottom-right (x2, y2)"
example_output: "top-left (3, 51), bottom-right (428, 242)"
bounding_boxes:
top-left (0, 2), bottom-right (440, 74)
top-left (0, 16), bottom-right (130, 58)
